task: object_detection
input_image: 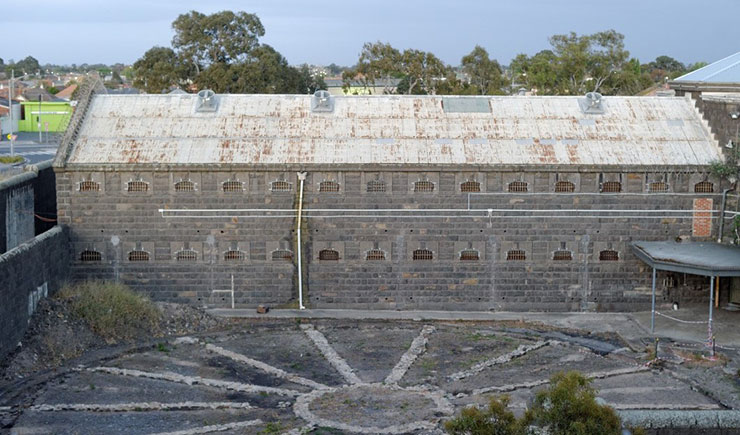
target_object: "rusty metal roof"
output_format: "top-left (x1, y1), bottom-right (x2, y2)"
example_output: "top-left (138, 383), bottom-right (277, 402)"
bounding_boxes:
top-left (63, 94), bottom-right (722, 167)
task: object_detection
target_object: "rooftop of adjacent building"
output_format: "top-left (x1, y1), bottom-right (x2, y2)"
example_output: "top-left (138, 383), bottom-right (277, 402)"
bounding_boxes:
top-left (674, 51), bottom-right (740, 83)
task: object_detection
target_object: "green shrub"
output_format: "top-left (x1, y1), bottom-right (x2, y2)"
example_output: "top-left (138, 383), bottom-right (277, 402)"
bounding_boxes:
top-left (524, 371), bottom-right (621, 435)
top-left (445, 371), bottom-right (627, 435)
top-left (59, 281), bottom-right (161, 343)
top-left (445, 395), bottom-right (527, 435)
top-left (0, 155), bottom-right (24, 164)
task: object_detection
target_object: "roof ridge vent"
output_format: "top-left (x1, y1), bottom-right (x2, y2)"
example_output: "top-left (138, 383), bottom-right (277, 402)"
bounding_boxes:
top-left (195, 89), bottom-right (218, 112)
top-left (579, 91), bottom-right (604, 114)
top-left (311, 90), bottom-right (334, 113)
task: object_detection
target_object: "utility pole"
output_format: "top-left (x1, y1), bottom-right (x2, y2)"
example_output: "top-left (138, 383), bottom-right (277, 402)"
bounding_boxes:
top-left (38, 95), bottom-right (42, 143)
top-left (9, 69), bottom-right (14, 156)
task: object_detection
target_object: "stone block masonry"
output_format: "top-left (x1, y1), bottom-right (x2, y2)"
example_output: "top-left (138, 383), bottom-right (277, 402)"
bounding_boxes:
top-left (0, 226), bottom-right (71, 361)
top-left (0, 161), bottom-right (57, 254)
top-left (57, 168), bottom-right (727, 312)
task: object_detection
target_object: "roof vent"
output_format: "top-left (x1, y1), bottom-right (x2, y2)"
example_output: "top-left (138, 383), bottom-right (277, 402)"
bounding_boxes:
top-left (311, 90), bottom-right (334, 113)
top-left (579, 91), bottom-right (604, 114)
top-left (195, 89), bottom-right (218, 112)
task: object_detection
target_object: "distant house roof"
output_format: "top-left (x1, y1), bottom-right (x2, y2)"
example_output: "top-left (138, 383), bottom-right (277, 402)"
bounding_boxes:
top-left (674, 52), bottom-right (740, 83)
top-left (324, 78), bottom-right (401, 88)
top-left (55, 84), bottom-right (77, 100)
top-left (23, 88), bottom-right (65, 102)
top-left (106, 87), bottom-right (140, 95)
top-left (60, 94), bottom-right (721, 168)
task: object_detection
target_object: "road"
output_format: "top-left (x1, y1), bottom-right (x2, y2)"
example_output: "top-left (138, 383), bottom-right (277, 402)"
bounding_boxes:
top-left (0, 142), bottom-right (58, 165)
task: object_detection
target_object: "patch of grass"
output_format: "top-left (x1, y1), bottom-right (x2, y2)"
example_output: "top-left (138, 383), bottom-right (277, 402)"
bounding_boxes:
top-left (0, 155), bottom-right (23, 164)
top-left (467, 332), bottom-right (488, 342)
top-left (157, 342), bottom-right (170, 353)
top-left (260, 422), bottom-right (283, 434)
top-left (58, 281), bottom-right (161, 343)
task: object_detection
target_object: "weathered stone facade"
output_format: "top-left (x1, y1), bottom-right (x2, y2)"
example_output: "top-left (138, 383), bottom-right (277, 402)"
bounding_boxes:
top-left (53, 90), bottom-right (729, 311)
top-left (55, 166), bottom-right (724, 311)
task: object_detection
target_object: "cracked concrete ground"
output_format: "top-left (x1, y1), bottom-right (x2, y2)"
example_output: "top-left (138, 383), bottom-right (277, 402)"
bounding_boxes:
top-left (2, 316), bottom-right (740, 434)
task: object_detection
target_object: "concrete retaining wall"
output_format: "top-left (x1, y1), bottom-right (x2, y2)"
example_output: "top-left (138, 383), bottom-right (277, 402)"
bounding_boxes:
top-left (0, 226), bottom-right (70, 362)
top-left (0, 161), bottom-right (56, 254)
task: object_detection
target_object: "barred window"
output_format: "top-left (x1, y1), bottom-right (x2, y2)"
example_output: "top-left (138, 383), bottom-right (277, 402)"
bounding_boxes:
top-left (506, 250), bottom-right (526, 261)
top-left (175, 180), bottom-right (195, 192)
top-left (224, 250), bottom-right (245, 261)
top-left (508, 181), bottom-right (528, 192)
top-left (599, 250), bottom-right (619, 261)
top-left (128, 250), bottom-right (149, 262)
top-left (366, 180), bottom-right (386, 193)
top-left (648, 182), bottom-right (668, 192)
top-left (694, 181), bottom-right (714, 193)
top-left (127, 181), bottom-right (149, 192)
top-left (319, 181), bottom-right (340, 193)
top-left (79, 180), bottom-right (100, 192)
top-left (80, 250), bottom-right (102, 262)
top-left (175, 249), bottom-right (197, 262)
top-left (414, 181), bottom-right (435, 193)
top-left (271, 249), bottom-right (293, 261)
top-left (459, 249), bottom-right (480, 261)
top-left (600, 181), bottom-right (621, 193)
top-left (222, 180), bottom-right (243, 193)
top-left (555, 181), bottom-right (575, 193)
top-left (271, 180), bottom-right (291, 192)
top-left (366, 249), bottom-right (386, 260)
top-left (553, 250), bottom-right (573, 261)
top-left (460, 181), bottom-right (481, 193)
top-left (412, 249), bottom-right (433, 261)
top-left (319, 249), bottom-right (340, 261)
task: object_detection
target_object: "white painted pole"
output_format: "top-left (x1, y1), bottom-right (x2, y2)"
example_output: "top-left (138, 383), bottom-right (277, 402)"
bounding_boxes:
top-left (296, 172), bottom-right (307, 310)
top-left (9, 70), bottom-right (14, 156)
top-left (708, 275), bottom-right (715, 347)
top-left (651, 267), bottom-right (656, 334)
top-left (230, 274), bottom-right (235, 309)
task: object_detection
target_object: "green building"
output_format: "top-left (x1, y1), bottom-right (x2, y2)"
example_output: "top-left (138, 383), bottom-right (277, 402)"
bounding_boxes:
top-left (18, 101), bottom-right (72, 132)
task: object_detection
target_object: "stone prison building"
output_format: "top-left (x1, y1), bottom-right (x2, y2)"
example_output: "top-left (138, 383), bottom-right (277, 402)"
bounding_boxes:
top-left (52, 88), bottom-right (729, 311)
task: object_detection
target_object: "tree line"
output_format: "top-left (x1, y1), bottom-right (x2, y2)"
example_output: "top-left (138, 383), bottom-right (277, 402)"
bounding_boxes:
top-left (343, 30), bottom-right (705, 96)
top-left (132, 11), bottom-right (325, 94)
top-left (4, 10), bottom-right (707, 96)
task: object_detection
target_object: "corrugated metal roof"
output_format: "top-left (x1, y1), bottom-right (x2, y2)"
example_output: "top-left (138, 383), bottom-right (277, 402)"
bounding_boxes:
top-left (64, 94), bottom-right (721, 167)
top-left (674, 52), bottom-right (740, 83)
top-left (632, 241), bottom-right (740, 277)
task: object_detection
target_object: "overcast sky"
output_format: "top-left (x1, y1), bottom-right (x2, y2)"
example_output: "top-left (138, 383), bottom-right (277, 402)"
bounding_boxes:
top-left (2, 0), bottom-right (737, 67)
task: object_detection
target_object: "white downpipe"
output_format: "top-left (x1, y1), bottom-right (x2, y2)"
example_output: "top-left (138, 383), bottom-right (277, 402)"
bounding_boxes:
top-left (296, 172), bottom-right (307, 310)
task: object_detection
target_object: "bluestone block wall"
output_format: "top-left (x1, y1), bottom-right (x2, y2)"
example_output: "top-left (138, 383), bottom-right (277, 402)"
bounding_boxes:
top-left (0, 226), bottom-right (70, 361)
top-left (0, 161), bottom-right (57, 254)
top-left (57, 168), bottom-right (724, 311)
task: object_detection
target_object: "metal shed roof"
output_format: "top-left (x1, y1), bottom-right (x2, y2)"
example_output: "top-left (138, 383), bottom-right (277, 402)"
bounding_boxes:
top-left (62, 94), bottom-right (721, 167)
top-left (631, 241), bottom-right (740, 277)
top-left (674, 52), bottom-right (740, 83)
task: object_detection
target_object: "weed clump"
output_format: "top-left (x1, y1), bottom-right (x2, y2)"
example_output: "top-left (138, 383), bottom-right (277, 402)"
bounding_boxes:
top-left (446, 371), bottom-right (630, 435)
top-left (59, 281), bottom-right (161, 343)
top-left (445, 395), bottom-right (527, 435)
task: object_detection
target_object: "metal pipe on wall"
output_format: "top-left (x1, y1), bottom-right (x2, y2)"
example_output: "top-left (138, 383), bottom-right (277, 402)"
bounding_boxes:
top-left (718, 189), bottom-right (732, 243)
top-left (296, 172), bottom-right (307, 310)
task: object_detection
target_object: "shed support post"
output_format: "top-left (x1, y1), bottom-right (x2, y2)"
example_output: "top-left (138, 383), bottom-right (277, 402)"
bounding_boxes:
top-left (651, 267), bottom-right (656, 334)
top-left (708, 275), bottom-right (715, 347)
